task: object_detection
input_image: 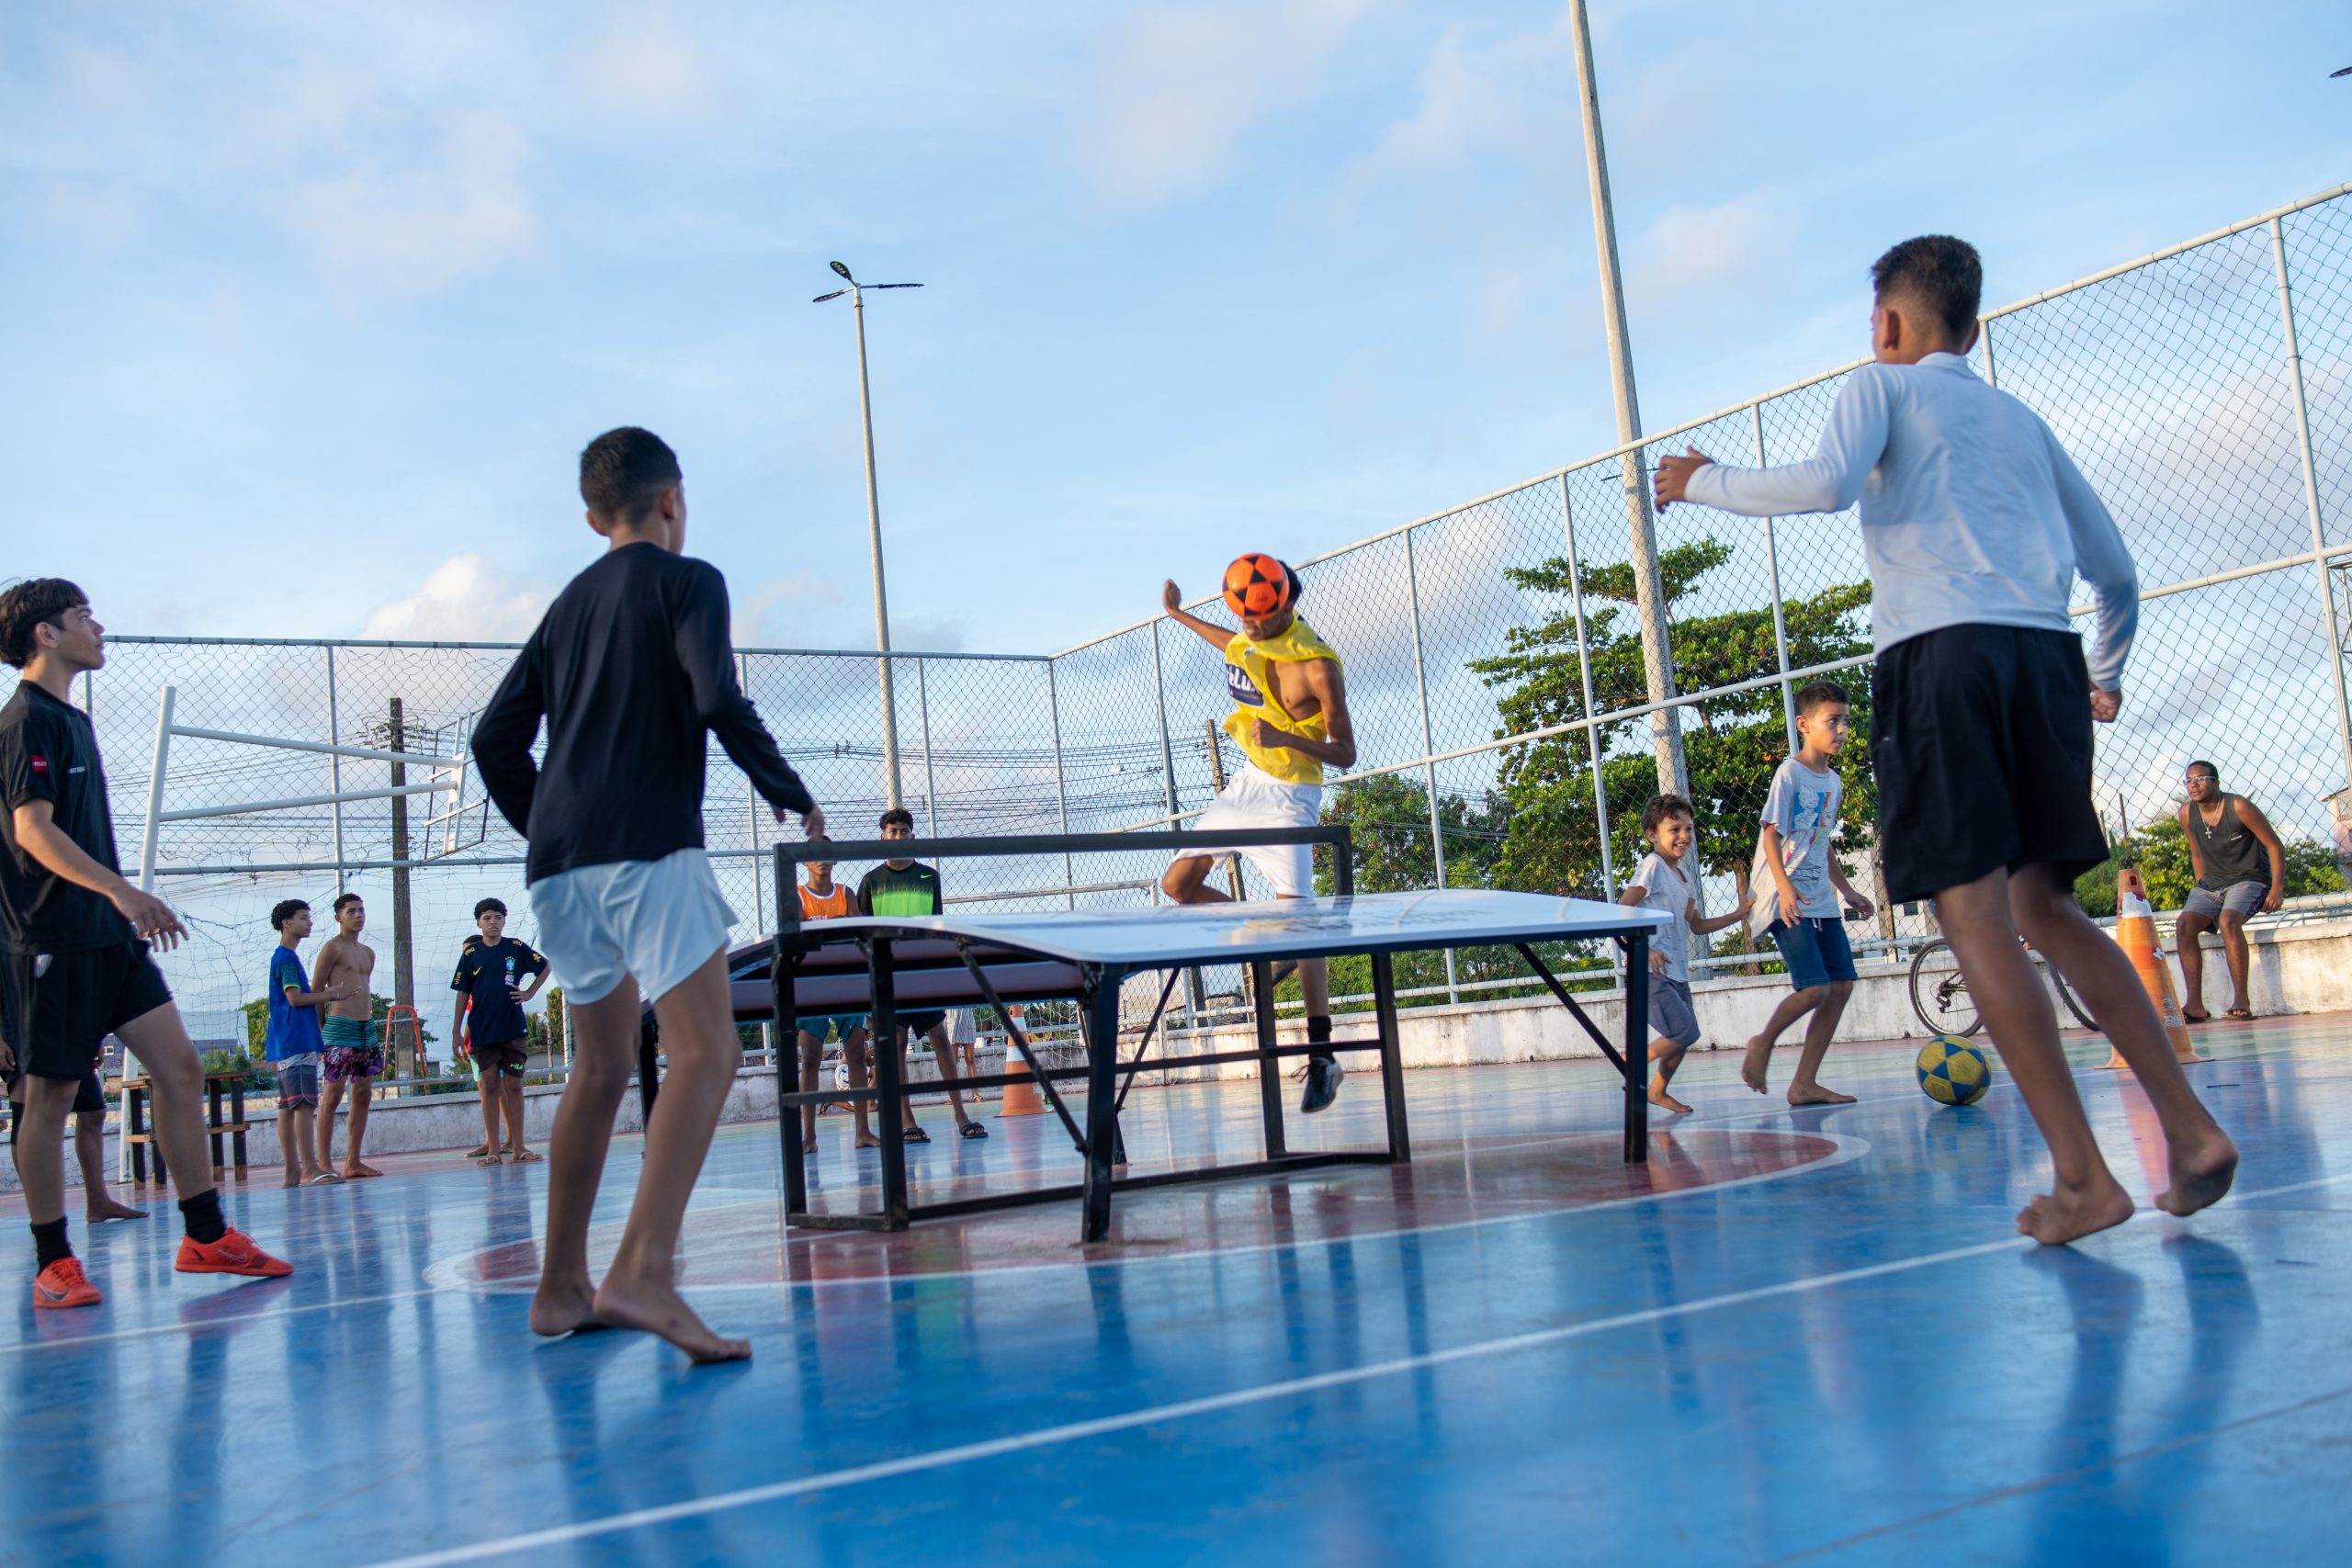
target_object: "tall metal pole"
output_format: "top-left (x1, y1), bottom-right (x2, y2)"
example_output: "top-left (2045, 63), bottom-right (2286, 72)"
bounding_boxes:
top-left (916, 657), bottom-right (938, 834)
top-left (325, 646), bottom-right (346, 895)
top-left (139, 686), bottom-right (175, 891)
top-left (2271, 217), bottom-right (2352, 790)
top-left (849, 284), bottom-right (905, 810)
top-left (1567, 0), bottom-right (1688, 801)
top-left (1752, 404), bottom-right (1798, 752)
top-left (1404, 530), bottom-right (1459, 1003)
top-left (1046, 660), bottom-right (1073, 908)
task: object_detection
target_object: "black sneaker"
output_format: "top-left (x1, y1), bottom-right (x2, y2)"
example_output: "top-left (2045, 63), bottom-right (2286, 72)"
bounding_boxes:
top-left (1300, 1055), bottom-right (1344, 1113)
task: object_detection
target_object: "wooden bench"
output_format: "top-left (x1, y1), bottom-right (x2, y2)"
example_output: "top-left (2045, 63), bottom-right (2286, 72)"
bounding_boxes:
top-left (115, 1069), bottom-right (252, 1186)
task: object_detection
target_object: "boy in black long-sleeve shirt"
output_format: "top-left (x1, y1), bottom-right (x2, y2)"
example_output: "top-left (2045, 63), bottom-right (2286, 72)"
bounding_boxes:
top-left (473, 427), bottom-right (823, 1363)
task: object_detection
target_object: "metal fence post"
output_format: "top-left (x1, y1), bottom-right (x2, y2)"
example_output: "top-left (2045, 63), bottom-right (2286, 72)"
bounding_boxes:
top-left (1752, 403), bottom-right (1799, 751)
top-left (325, 646), bottom-right (346, 895)
top-left (1978, 316), bottom-right (1998, 389)
top-left (917, 656), bottom-right (938, 836)
top-left (1046, 660), bottom-right (1073, 908)
top-left (2271, 216), bottom-right (2352, 790)
top-left (1149, 623), bottom-right (1204, 1019)
top-left (139, 686), bottom-right (175, 891)
top-left (1404, 527), bottom-right (1459, 1002)
top-left (1559, 478), bottom-right (1621, 986)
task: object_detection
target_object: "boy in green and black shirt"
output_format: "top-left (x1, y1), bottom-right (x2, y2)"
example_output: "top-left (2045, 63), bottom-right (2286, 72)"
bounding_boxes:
top-left (856, 808), bottom-right (983, 1140)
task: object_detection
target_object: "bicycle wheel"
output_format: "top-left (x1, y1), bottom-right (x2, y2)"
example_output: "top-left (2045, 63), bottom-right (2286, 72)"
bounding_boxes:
top-left (1909, 938), bottom-right (1984, 1037)
top-left (2044, 964), bottom-right (2098, 1032)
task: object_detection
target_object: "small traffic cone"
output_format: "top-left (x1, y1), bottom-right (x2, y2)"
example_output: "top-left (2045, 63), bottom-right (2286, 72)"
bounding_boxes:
top-left (998, 1006), bottom-right (1045, 1118)
top-left (2104, 868), bottom-right (2204, 1068)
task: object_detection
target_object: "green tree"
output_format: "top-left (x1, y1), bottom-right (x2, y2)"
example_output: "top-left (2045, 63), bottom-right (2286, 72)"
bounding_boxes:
top-left (1467, 536), bottom-right (1877, 931)
top-left (1314, 773), bottom-right (1510, 897)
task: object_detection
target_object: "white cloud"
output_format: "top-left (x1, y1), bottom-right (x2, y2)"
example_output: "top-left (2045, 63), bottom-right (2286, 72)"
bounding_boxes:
top-left (1080, 0), bottom-right (1384, 209)
top-left (1626, 194), bottom-right (1795, 314)
top-left (287, 109), bottom-right (539, 293)
top-left (365, 554), bottom-right (553, 641)
top-left (733, 572), bottom-right (848, 649)
top-left (573, 6), bottom-right (714, 121)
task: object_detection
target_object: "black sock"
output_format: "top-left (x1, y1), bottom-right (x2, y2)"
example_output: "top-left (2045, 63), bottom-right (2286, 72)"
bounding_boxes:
top-left (178, 1189), bottom-right (226, 1246)
top-left (31, 1217), bottom-right (72, 1269)
top-left (1306, 1014), bottom-right (1333, 1062)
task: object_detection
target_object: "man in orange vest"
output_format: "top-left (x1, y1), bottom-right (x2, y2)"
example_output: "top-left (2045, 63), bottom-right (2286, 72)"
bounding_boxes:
top-left (1159, 555), bottom-right (1358, 1112)
top-left (793, 837), bottom-right (876, 1148)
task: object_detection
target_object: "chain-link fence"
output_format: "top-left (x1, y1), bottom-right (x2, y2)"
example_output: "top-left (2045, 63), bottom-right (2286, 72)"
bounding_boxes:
top-left (91, 181), bottom-right (2352, 1049)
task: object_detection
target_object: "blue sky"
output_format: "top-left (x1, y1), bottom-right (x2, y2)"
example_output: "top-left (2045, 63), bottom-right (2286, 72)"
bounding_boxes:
top-left (5, 1), bottom-right (2348, 658)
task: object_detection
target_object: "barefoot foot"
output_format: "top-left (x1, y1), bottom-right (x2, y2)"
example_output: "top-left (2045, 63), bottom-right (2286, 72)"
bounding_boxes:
top-left (86, 1195), bottom-right (148, 1222)
top-left (854, 1133), bottom-right (881, 1149)
top-left (1647, 1087), bottom-right (1693, 1115)
top-left (529, 1277), bottom-right (607, 1337)
top-left (1786, 1084), bottom-right (1857, 1107)
top-left (281, 1172), bottom-right (302, 1190)
top-left (1740, 1037), bottom-right (1772, 1095)
top-left (342, 1161), bottom-right (385, 1179)
top-left (2155, 1127), bottom-right (2238, 1218)
top-left (2016, 1178), bottom-right (2136, 1245)
top-left (592, 1275), bottom-right (750, 1363)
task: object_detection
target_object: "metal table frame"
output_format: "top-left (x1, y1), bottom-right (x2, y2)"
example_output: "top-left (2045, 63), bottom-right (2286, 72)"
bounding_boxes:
top-left (730, 829), bottom-right (1658, 1243)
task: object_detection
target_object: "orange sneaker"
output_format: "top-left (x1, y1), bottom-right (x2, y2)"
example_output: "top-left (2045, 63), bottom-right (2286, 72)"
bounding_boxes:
top-left (34, 1257), bottom-right (101, 1309)
top-left (175, 1227), bottom-right (293, 1279)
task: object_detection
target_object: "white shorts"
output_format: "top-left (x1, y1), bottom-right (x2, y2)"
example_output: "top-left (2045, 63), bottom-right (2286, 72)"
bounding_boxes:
top-left (528, 847), bottom-right (738, 1007)
top-left (1172, 764), bottom-right (1324, 898)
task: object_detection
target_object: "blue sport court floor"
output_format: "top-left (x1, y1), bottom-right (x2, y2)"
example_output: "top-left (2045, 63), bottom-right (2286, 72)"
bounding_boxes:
top-left (6, 1019), bottom-right (2348, 1566)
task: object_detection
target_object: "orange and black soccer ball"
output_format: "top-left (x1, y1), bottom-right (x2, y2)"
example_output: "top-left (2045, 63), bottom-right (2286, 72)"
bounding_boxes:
top-left (1223, 553), bottom-right (1295, 618)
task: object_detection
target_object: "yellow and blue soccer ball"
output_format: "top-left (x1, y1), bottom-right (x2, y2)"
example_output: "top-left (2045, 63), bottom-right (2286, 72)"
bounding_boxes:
top-left (1916, 1034), bottom-right (1992, 1106)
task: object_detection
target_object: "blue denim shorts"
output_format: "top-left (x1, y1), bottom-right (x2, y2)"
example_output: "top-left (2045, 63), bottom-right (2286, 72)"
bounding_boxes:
top-left (797, 1014), bottom-right (868, 1041)
top-left (1768, 917), bottom-right (1858, 991)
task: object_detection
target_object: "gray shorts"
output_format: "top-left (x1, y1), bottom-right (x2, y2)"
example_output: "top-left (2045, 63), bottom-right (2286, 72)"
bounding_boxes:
top-left (1645, 974), bottom-right (1701, 1049)
top-left (2183, 880), bottom-right (2267, 920)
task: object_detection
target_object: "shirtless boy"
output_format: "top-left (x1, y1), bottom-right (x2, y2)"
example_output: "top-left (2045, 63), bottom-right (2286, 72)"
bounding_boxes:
top-left (311, 892), bottom-right (384, 1179)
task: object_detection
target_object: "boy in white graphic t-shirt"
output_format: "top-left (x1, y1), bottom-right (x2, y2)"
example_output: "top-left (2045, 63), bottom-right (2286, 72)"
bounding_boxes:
top-left (1620, 795), bottom-right (1753, 1114)
top-left (1742, 682), bottom-right (1874, 1106)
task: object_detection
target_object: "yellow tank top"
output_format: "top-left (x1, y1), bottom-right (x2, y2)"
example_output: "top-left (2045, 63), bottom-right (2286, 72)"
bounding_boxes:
top-left (1220, 616), bottom-right (1344, 785)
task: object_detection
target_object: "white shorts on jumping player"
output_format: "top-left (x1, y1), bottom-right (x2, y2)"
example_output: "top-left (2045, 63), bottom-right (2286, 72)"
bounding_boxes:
top-left (1172, 763), bottom-right (1322, 897)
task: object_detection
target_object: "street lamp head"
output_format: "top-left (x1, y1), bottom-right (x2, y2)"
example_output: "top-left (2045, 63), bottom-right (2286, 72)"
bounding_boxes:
top-left (811, 288), bottom-right (848, 303)
top-left (830, 260), bottom-right (854, 280)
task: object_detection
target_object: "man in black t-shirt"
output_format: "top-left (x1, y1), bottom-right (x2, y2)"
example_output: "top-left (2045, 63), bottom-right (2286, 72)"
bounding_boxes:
top-left (0, 579), bottom-right (290, 1310)
top-left (450, 897), bottom-right (548, 1167)
top-left (855, 808), bottom-right (983, 1142)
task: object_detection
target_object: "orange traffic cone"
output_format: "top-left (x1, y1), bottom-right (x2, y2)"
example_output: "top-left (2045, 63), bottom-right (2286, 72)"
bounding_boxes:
top-left (998, 1006), bottom-right (1045, 1118)
top-left (2104, 867), bottom-right (2204, 1068)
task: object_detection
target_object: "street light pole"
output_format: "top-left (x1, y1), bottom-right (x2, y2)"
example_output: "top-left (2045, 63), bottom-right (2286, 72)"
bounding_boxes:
top-left (817, 262), bottom-right (923, 810)
top-left (1567, 0), bottom-right (1689, 802)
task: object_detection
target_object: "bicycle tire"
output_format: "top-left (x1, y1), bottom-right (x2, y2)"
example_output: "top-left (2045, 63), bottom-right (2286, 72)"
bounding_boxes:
top-left (1908, 939), bottom-right (1984, 1038)
top-left (2046, 966), bottom-right (2098, 1032)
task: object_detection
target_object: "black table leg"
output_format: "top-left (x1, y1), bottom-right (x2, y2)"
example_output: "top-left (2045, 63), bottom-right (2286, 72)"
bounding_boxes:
top-left (231, 1084), bottom-right (247, 1177)
top-left (776, 952), bottom-right (808, 1215)
top-left (208, 1078), bottom-right (225, 1177)
top-left (1252, 961), bottom-right (1286, 1158)
top-left (1080, 967), bottom-right (1124, 1243)
top-left (1370, 950), bottom-right (1411, 1163)
top-left (1625, 930), bottom-right (1649, 1165)
top-left (869, 939), bottom-right (908, 1229)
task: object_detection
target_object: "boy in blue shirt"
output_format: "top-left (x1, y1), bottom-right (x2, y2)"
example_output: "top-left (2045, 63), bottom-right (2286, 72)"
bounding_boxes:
top-left (266, 898), bottom-right (343, 1187)
top-left (1656, 234), bottom-right (2235, 1243)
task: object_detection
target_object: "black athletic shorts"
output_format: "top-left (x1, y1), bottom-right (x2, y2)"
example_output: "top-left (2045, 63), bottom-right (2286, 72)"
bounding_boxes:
top-left (7, 1068), bottom-right (106, 1139)
top-left (1871, 624), bottom-right (2109, 906)
top-left (895, 1010), bottom-right (947, 1038)
top-left (5, 942), bottom-right (173, 1082)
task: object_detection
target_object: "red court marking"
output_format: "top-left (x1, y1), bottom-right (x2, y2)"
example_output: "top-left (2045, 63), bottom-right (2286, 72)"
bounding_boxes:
top-left (438, 1128), bottom-right (1842, 1294)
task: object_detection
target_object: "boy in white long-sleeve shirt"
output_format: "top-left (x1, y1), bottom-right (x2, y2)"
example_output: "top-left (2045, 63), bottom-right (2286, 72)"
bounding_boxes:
top-left (1656, 235), bottom-right (2235, 1246)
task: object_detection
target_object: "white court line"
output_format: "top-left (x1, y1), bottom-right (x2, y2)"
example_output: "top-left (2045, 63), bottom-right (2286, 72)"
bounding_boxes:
top-left (357, 1169), bottom-right (2352, 1568)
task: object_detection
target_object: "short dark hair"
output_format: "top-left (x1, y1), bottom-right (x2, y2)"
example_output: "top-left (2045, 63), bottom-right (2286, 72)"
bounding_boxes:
top-left (2186, 760), bottom-right (2219, 782)
top-left (579, 427), bottom-right (683, 526)
top-left (474, 897), bottom-right (507, 919)
top-left (270, 898), bottom-right (310, 932)
top-left (1871, 236), bottom-right (1982, 346)
top-left (878, 807), bottom-right (916, 833)
top-left (1795, 681), bottom-right (1849, 718)
top-left (333, 892), bottom-right (363, 914)
top-left (0, 578), bottom-right (89, 670)
top-left (1641, 794), bottom-right (1695, 835)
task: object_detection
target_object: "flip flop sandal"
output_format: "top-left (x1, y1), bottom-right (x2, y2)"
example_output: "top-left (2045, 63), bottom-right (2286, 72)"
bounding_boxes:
top-left (474, 1153), bottom-right (505, 1167)
top-left (305, 1172), bottom-right (345, 1185)
top-left (2182, 1009), bottom-right (2211, 1024)
top-left (508, 1149), bottom-right (545, 1163)
top-left (2226, 1007), bottom-right (2255, 1021)
top-left (902, 1126), bottom-right (932, 1144)
top-left (958, 1122), bottom-right (990, 1139)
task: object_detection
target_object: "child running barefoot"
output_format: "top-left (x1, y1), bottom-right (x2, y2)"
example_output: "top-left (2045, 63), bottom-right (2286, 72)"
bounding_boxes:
top-left (1740, 682), bottom-right (1875, 1106)
top-left (1657, 235), bottom-right (2235, 1243)
top-left (1619, 795), bottom-right (1753, 1114)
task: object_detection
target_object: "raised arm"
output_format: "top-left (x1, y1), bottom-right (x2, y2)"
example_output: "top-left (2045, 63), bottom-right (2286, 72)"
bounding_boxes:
top-left (2043, 423), bottom-right (2138, 702)
top-left (675, 564), bottom-right (817, 823)
top-left (1161, 581), bottom-right (1237, 653)
top-left (1656, 370), bottom-right (1892, 517)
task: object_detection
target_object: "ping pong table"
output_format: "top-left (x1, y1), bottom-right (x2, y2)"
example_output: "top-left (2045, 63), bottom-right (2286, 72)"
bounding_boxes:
top-left (746, 830), bottom-right (1670, 1243)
